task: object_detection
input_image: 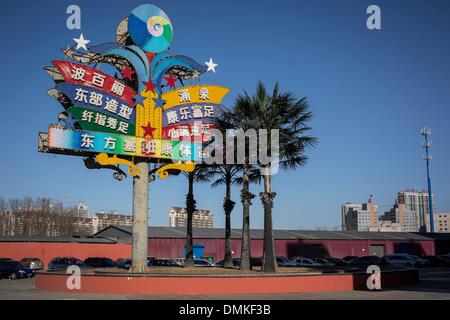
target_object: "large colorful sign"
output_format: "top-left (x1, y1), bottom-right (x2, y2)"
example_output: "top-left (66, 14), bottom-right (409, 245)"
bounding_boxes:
top-left (40, 4), bottom-right (229, 177)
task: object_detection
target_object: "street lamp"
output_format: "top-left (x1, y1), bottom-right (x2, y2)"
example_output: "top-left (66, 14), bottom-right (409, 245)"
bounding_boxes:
top-left (421, 127), bottom-right (434, 232)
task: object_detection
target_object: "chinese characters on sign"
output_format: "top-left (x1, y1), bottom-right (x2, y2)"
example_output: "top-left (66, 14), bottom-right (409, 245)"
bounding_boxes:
top-left (165, 104), bottom-right (216, 124)
top-left (74, 87), bottom-right (134, 120)
top-left (159, 85), bottom-right (228, 143)
top-left (52, 60), bottom-right (137, 105)
top-left (68, 107), bottom-right (135, 136)
top-left (48, 126), bottom-right (201, 161)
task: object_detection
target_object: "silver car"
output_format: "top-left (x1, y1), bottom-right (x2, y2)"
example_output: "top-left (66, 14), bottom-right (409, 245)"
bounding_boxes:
top-left (382, 254), bottom-right (419, 268)
top-left (20, 257), bottom-right (44, 270)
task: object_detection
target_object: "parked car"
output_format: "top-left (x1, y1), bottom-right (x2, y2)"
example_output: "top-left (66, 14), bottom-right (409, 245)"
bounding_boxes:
top-left (48, 257), bottom-right (88, 269)
top-left (251, 257), bottom-right (262, 267)
top-left (115, 258), bottom-right (132, 269)
top-left (351, 255), bottom-right (383, 268)
top-left (84, 257), bottom-right (116, 268)
top-left (276, 256), bottom-right (298, 267)
top-left (408, 255), bottom-right (431, 267)
top-left (20, 257), bottom-right (44, 270)
top-left (311, 258), bottom-right (334, 266)
top-left (439, 255), bottom-right (450, 264)
top-left (294, 258), bottom-right (321, 267)
top-left (0, 260), bottom-right (34, 279)
top-left (147, 256), bottom-right (156, 266)
top-left (216, 258), bottom-right (241, 267)
top-left (175, 258), bottom-right (185, 267)
top-left (342, 256), bottom-right (359, 263)
top-left (423, 255), bottom-right (450, 267)
top-left (327, 258), bottom-right (351, 266)
top-left (382, 254), bottom-right (418, 268)
top-left (172, 258), bottom-right (215, 267)
top-left (194, 259), bottom-right (215, 267)
top-left (151, 259), bottom-right (182, 267)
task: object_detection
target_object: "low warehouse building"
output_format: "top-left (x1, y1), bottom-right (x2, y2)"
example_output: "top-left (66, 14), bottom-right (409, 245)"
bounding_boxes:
top-left (1, 226), bottom-right (449, 267)
top-left (94, 226), bottom-right (450, 260)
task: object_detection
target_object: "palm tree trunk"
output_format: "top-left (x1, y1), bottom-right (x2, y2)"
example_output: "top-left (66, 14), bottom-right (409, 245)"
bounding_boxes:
top-left (185, 173), bottom-right (196, 268)
top-left (261, 165), bottom-right (277, 272)
top-left (223, 174), bottom-right (235, 268)
top-left (240, 164), bottom-right (254, 271)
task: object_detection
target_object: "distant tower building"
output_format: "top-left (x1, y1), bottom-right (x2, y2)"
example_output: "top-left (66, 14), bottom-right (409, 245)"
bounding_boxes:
top-left (341, 203), bottom-right (362, 231)
top-left (91, 212), bottom-right (132, 234)
top-left (75, 202), bottom-right (88, 217)
top-left (168, 207), bottom-right (214, 229)
top-left (341, 197), bottom-right (378, 231)
top-left (380, 190), bottom-right (435, 232)
top-left (425, 213), bottom-right (450, 233)
top-left (400, 190), bottom-right (434, 232)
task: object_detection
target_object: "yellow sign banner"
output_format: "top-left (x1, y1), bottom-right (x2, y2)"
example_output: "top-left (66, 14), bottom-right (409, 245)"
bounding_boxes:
top-left (162, 85), bottom-right (230, 110)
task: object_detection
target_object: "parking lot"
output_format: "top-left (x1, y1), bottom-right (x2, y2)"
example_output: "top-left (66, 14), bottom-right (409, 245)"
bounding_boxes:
top-left (0, 268), bottom-right (449, 300)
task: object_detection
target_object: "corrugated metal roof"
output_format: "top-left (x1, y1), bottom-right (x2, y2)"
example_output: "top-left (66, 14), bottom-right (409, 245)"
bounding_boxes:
top-left (0, 236), bottom-right (117, 244)
top-left (94, 225), bottom-right (450, 241)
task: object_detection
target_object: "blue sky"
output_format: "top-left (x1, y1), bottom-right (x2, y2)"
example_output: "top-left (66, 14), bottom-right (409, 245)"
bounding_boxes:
top-left (1, 0), bottom-right (449, 230)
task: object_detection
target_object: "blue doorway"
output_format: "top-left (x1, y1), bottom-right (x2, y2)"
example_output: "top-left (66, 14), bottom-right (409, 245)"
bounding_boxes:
top-left (184, 243), bottom-right (205, 259)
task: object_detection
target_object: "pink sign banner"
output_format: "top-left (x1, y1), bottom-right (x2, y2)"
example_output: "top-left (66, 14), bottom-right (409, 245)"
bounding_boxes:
top-left (52, 60), bottom-right (137, 106)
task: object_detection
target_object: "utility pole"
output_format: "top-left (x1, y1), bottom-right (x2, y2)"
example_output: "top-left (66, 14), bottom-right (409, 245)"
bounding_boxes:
top-left (421, 127), bottom-right (434, 233)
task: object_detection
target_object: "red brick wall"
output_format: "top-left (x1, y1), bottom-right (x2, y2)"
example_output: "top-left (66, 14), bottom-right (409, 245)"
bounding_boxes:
top-left (0, 238), bottom-right (437, 267)
top-left (0, 242), bottom-right (131, 267)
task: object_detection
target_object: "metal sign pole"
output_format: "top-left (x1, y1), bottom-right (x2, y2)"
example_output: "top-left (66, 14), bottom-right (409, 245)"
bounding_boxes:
top-left (131, 159), bottom-right (149, 272)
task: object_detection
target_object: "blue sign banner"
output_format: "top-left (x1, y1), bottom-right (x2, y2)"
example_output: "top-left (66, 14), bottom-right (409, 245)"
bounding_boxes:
top-left (162, 103), bottom-right (225, 127)
top-left (56, 83), bottom-right (136, 123)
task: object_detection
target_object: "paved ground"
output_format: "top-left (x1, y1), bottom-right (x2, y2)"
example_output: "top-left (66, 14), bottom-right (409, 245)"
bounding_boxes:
top-left (0, 268), bottom-right (449, 300)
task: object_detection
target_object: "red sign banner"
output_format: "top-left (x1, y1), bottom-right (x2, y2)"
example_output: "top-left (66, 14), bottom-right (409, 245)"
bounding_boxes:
top-left (52, 60), bottom-right (137, 106)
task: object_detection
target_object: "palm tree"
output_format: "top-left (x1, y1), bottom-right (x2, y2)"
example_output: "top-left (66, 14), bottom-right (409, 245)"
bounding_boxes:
top-left (239, 163), bottom-right (256, 270)
top-left (182, 166), bottom-right (211, 268)
top-left (233, 81), bottom-right (317, 272)
top-left (217, 100), bottom-right (260, 271)
top-left (210, 164), bottom-right (241, 268)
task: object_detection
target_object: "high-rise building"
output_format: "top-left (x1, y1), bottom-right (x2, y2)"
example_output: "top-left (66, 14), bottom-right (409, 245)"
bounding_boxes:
top-left (368, 221), bottom-right (402, 232)
top-left (425, 213), bottom-right (450, 233)
top-left (75, 202), bottom-right (88, 217)
top-left (381, 201), bottom-right (418, 232)
top-left (168, 207), bottom-right (213, 229)
top-left (381, 190), bottom-right (435, 232)
top-left (341, 203), bottom-right (361, 231)
top-left (341, 197), bottom-right (378, 231)
top-left (91, 212), bottom-right (133, 234)
top-left (399, 190), bottom-right (434, 232)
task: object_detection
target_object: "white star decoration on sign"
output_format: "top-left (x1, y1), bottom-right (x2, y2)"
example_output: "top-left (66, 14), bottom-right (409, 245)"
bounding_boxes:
top-left (205, 58), bottom-right (218, 73)
top-left (73, 33), bottom-right (90, 51)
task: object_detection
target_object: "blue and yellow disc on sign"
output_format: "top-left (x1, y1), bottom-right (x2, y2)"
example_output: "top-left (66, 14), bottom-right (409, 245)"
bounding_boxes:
top-left (128, 4), bottom-right (173, 53)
